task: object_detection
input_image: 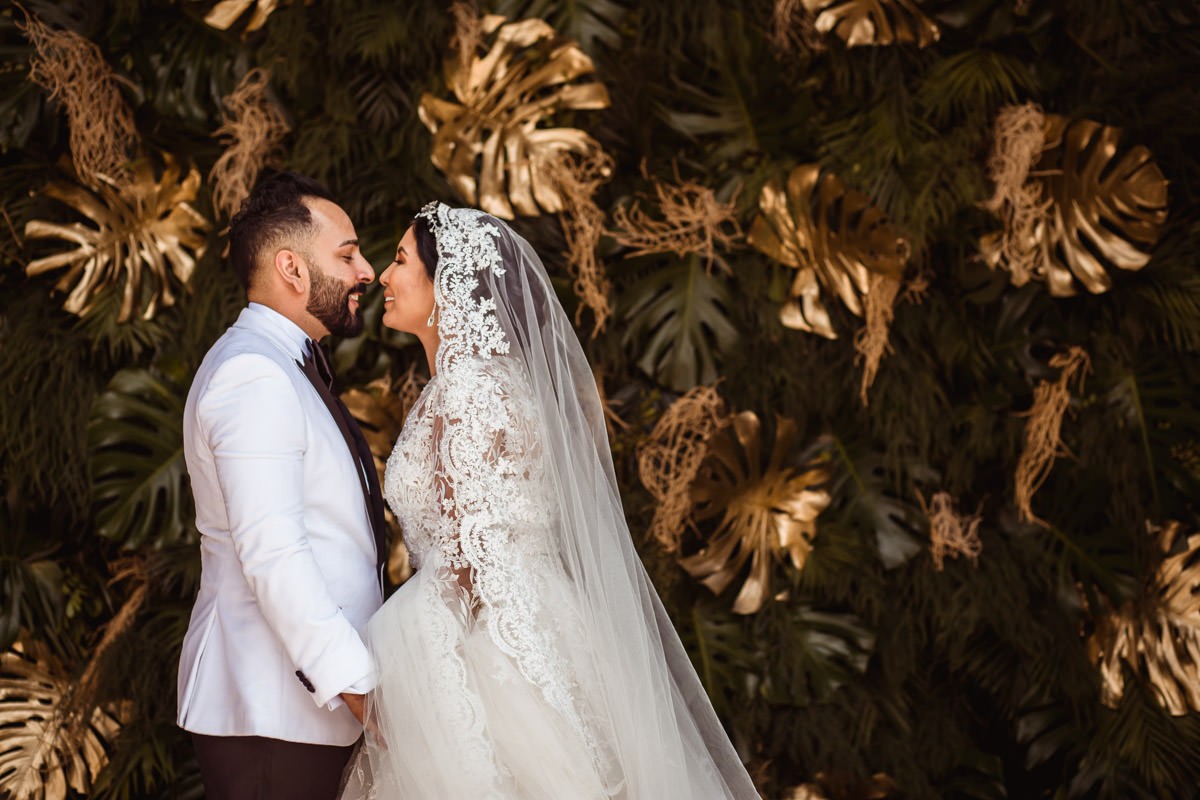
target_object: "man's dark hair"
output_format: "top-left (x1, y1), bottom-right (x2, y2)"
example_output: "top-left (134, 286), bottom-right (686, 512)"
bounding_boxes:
top-left (228, 171), bottom-right (336, 290)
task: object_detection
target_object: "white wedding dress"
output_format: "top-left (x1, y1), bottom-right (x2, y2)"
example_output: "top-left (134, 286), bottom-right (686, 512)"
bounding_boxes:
top-left (340, 203), bottom-right (757, 800)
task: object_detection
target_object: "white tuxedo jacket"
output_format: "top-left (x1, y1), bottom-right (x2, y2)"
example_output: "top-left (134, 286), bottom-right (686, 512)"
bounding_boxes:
top-left (177, 303), bottom-right (382, 746)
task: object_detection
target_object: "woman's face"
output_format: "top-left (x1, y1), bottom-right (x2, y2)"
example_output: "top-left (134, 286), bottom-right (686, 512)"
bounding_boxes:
top-left (379, 226), bottom-right (436, 334)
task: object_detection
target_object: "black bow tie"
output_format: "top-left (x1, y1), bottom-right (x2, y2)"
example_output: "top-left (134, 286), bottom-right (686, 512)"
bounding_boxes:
top-left (302, 339), bottom-right (335, 392)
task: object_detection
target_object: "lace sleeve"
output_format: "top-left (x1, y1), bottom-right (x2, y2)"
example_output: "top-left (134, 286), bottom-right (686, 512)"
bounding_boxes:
top-left (430, 357), bottom-right (602, 758)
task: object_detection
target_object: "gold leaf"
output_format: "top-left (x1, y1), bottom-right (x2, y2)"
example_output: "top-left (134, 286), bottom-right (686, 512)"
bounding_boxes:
top-left (418, 13), bottom-right (611, 219)
top-left (204, 0), bottom-right (293, 31)
top-left (681, 412), bottom-right (831, 614)
top-left (982, 108), bottom-right (1169, 296)
top-left (24, 157), bottom-right (210, 322)
top-left (210, 68), bottom-right (291, 220)
top-left (0, 643), bottom-right (122, 800)
top-left (801, 0), bottom-right (940, 48)
top-left (342, 368), bottom-right (428, 586)
top-left (637, 385), bottom-right (727, 553)
top-left (748, 163), bottom-right (910, 339)
top-left (1091, 522), bottom-right (1200, 716)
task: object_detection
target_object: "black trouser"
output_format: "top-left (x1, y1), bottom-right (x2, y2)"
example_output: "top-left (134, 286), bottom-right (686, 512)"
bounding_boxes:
top-left (191, 733), bottom-right (356, 800)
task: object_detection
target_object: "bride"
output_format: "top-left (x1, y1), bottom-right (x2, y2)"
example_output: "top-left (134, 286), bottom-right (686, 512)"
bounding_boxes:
top-left (341, 202), bottom-right (757, 799)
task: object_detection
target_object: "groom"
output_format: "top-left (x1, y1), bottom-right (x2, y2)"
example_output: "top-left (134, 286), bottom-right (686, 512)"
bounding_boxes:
top-left (177, 171), bottom-right (387, 799)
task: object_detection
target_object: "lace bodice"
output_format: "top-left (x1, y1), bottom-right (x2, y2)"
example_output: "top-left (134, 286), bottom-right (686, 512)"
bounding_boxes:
top-left (383, 355), bottom-right (554, 572)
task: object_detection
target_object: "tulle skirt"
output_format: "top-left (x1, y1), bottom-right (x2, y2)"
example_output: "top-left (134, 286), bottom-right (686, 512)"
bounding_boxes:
top-left (339, 566), bottom-right (613, 800)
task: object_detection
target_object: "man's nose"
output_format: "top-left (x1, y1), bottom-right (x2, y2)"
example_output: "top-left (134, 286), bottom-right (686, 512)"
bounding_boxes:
top-left (357, 254), bottom-right (376, 282)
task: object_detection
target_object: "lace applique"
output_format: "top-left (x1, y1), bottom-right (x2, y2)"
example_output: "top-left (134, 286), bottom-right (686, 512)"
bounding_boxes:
top-left (418, 202), bottom-right (509, 374)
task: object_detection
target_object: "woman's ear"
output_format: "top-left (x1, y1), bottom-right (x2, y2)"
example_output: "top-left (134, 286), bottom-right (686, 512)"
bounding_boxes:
top-left (274, 248), bottom-right (307, 295)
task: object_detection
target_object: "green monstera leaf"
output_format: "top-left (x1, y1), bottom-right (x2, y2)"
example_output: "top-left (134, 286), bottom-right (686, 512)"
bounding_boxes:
top-left (621, 254), bottom-right (738, 392)
top-left (88, 369), bottom-right (195, 550)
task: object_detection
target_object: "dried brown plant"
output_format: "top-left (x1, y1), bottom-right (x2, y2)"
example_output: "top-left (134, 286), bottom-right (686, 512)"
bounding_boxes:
top-left (769, 0), bottom-right (824, 55)
top-left (853, 273), bottom-right (902, 406)
top-left (918, 490), bottom-right (982, 571)
top-left (610, 167), bottom-right (741, 270)
top-left (210, 68), bottom-right (291, 220)
top-left (981, 102), bottom-right (1051, 286)
top-left (18, 9), bottom-right (137, 187)
top-left (1015, 346), bottom-right (1090, 523)
top-left (638, 385), bottom-right (727, 553)
top-left (450, 0), bottom-right (483, 66)
top-left (545, 148), bottom-right (614, 335)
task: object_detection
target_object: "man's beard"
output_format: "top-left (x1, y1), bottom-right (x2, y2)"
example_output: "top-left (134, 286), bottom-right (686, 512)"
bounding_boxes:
top-left (307, 261), bottom-right (366, 337)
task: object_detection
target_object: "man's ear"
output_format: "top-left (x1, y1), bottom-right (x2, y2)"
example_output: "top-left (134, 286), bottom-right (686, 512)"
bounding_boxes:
top-left (274, 248), bottom-right (307, 294)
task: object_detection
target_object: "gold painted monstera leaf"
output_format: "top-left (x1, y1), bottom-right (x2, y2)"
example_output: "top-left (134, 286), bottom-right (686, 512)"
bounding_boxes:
top-left (1091, 522), bottom-right (1200, 716)
top-left (204, 0), bottom-right (303, 31)
top-left (24, 157), bottom-right (209, 322)
top-left (802, 0), bottom-right (940, 48)
top-left (418, 14), bottom-right (611, 219)
top-left (983, 114), bottom-right (1169, 296)
top-left (748, 163), bottom-right (909, 339)
top-left (681, 411), bottom-right (831, 614)
top-left (0, 644), bottom-right (123, 800)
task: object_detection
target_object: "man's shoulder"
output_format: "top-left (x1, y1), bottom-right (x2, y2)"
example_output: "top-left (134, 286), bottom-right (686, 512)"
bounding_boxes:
top-left (191, 327), bottom-right (302, 399)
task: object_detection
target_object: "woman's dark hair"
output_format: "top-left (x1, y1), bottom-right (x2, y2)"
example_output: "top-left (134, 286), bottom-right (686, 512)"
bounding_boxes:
top-left (228, 171), bottom-right (336, 289)
top-left (411, 214), bottom-right (439, 281)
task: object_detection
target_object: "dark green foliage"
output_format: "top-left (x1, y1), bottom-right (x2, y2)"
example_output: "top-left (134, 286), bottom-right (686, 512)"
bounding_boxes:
top-left (1, 0), bottom-right (1199, 797)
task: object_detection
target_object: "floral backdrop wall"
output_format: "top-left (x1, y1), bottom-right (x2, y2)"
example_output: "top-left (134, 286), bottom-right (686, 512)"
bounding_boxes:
top-left (1, 1), bottom-right (1199, 797)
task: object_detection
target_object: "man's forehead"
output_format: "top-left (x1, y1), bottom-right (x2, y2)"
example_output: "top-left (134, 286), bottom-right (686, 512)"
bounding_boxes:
top-left (305, 196), bottom-right (356, 242)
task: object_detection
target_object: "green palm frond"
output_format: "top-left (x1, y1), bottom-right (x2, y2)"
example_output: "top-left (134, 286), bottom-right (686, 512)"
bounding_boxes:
top-left (761, 604), bottom-right (874, 706)
top-left (827, 437), bottom-right (922, 569)
top-left (620, 254), bottom-right (738, 392)
top-left (88, 369), bottom-right (195, 550)
top-left (657, 9), bottom-right (811, 171)
top-left (492, 0), bottom-right (630, 54)
top-left (917, 48), bottom-right (1036, 125)
top-left (682, 600), bottom-right (759, 721)
top-left (126, 14), bottom-right (241, 128)
top-left (0, 518), bottom-right (64, 651)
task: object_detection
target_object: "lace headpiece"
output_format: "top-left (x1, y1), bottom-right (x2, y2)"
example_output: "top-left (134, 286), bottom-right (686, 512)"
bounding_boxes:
top-left (417, 202), bottom-right (510, 373)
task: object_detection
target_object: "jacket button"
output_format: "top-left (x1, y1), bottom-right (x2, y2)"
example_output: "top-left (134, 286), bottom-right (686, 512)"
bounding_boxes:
top-left (295, 670), bottom-right (315, 693)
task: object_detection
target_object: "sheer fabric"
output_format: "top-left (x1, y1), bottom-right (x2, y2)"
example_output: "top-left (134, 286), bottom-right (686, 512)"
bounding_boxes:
top-left (341, 204), bottom-right (757, 799)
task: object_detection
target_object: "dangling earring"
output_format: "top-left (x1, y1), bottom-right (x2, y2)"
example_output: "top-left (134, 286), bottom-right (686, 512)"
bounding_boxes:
top-left (426, 306), bottom-right (436, 328)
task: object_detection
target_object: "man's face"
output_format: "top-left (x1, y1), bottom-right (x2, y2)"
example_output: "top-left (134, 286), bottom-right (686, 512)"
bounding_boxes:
top-left (301, 198), bottom-right (374, 337)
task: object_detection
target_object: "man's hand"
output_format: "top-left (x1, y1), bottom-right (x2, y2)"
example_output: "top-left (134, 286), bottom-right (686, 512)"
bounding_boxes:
top-left (340, 691), bottom-right (366, 724)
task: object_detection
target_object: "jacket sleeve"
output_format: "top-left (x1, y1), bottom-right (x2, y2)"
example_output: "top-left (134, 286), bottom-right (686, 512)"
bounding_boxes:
top-left (197, 352), bottom-right (373, 707)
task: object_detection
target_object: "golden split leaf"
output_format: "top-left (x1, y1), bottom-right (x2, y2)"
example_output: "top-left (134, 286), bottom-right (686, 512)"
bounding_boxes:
top-left (682, 411), bottom-right (831, 614)
top-left (0, 644), bottom-right (123, 800)
top-left (982, 112), bottom-right (1169, 296)
top-left (801, 0), bottom-right (940, 49)
top-left (24, 158), bottom-right (209, 322)
top-left (341, 368), bottom-right (428, 585)
top-left (748, 163), bottom-right (910, 339)
top-left (1091, 522), bottom-right (1200, 716)
top-left (204, 0), bottom-right (302, 31)
top-left (418, 14), bottom-right (611, 219)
